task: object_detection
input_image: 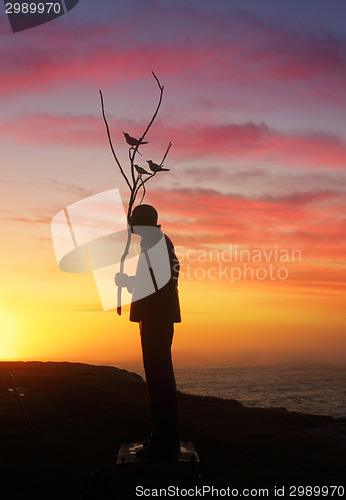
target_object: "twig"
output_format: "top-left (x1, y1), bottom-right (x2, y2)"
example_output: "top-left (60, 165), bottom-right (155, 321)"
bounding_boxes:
top-left (99, 90), bottom-right (132, 191)
top-left (135, 175), bottom-right (149, 205)
top-left (139, 181), bottom-right (146, 204)
top-left (160, 141), bottom-right (172, 166)
top-left (129, 148), bottom-right (136, 187)
top-left (152, 71), bottom-right (163, 91)
top-left (138, 71), bottom-right (164, 145)
top-left (134, 172), bottom-right (154, 201)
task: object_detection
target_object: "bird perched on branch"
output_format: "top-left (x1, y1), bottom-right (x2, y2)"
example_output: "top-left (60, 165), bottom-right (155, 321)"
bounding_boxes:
top-left (135, 164), bottom-right (151, 175)
top-left (123, 132), bottom-right (148, 147)
top-left (147, 160), bottom-right (170, 172)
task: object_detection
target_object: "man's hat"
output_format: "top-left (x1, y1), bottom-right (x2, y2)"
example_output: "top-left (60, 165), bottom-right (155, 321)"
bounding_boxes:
top-left (130, 205), bottom-right (158, 226)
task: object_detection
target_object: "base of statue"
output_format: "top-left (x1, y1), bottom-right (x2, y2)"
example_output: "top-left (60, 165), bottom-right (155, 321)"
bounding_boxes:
top-left (116, 440), bottom-right (200, 473)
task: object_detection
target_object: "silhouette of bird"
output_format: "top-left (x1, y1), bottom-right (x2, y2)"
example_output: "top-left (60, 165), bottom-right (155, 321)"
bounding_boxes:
top-left (147, 160), bottom-right (170, 172)
top-left (123, 132), bottom-right (148, 147)
top-left (135, 164), bottom-right (151, 175)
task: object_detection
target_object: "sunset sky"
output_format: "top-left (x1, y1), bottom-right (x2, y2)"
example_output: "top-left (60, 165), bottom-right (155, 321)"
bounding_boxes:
top-left (1, 0), bottom-right (346, 365)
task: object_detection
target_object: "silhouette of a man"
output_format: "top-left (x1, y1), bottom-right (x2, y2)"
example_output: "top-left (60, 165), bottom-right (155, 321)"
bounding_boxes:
top-left (115, 204), bottom-right (181, 459)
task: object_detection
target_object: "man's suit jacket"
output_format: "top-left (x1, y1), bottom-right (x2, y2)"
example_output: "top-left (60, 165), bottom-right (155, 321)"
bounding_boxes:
top-left (129, 233), bottom-right (181, 324)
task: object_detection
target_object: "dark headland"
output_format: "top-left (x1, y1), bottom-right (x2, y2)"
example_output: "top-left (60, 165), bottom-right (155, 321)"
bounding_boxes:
top-left (1, 361), bottom-right (345, 499)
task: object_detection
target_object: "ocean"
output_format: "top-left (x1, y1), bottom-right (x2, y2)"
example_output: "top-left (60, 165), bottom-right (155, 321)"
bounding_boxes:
top-left (116, 363), bottom-right (346, 419)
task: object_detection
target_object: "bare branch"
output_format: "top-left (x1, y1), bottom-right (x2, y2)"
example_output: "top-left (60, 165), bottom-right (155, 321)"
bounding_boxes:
top-left (133, 171), bottom-right (155, 201)
top-left (99, 90), bottom-right (132, 191)
top-left (128, 148), bottom-right (136, 186)
top-left (129, 177), bottom-right (140, 213)
top-left (160, 141), bottom-right (172, 166)
top-left (138, 72), bottom-right (164, 146)
top-left (152, 70), bottom-right (163, 91)
top-left (136, 176), bottom-right (147, 204)
top-left (139, 183), bottom-right (146, 204)
top-left (134, 172), bottom-right (154, 203)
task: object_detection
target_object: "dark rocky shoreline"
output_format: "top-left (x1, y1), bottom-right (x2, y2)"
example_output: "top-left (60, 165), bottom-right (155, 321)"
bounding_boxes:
top-left (1, 361), bottom-right (345, 499)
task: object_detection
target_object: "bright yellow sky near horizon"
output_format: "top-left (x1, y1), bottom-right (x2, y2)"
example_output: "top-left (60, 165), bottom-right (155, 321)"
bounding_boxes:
top-left (1, 223), bottom-right (345, 366)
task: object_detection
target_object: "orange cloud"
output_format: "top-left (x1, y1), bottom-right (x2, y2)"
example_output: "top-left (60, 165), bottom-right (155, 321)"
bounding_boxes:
top-left (145, 187), bottom-right (346, 258)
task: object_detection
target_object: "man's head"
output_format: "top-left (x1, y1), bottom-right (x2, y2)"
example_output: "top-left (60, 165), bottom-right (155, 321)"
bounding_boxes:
top-left (129, 204), bottom-right (158, 227)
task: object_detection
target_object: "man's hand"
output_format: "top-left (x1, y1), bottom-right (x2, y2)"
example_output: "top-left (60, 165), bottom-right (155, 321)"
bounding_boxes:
top-left (114, 272), bottom-right (129, 287)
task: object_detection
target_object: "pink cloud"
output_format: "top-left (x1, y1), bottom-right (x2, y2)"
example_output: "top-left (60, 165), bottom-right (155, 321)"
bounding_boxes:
top-left (158, 124), bottom-right (346, 169)
top-left (2, 113), bottom-right (346, 170)
top-left (1, 9), bottom-right (345, 101)
top-left (257, 32), bottom-right (346, 86)
top-left (0, 113), bottom-right (105, 145)
top-left (0, 40), bottom-right (217, 97)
